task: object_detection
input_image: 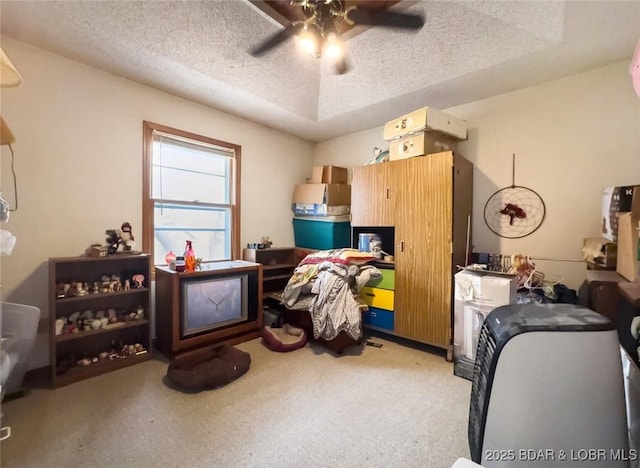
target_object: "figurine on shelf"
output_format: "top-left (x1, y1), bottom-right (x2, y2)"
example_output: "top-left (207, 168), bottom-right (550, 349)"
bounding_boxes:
top-left (105, 229), bottom-right (122, 254)
top-left (261, 236), bottom-right (273, 248)
top-left (132, 274), bottom-right (144, 288)
top-left (120, 222), bottom-right (135, 252)
top-left (55, 318), bottom-right (66, 336)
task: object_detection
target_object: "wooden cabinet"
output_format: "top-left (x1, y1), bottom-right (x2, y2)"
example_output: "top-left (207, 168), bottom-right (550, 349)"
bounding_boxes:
top-left (154, 261), bottom-right (263, 360)
top-left (351, 151), bottom-right (473, 358)
top-left (350, 162), bottom-right (393, 226)
top-left (243, 247), bottom-right (296, 295)
top-left (48, 254), bottom-right (152, 388)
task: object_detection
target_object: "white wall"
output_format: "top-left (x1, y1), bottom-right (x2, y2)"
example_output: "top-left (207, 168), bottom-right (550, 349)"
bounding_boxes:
top-left (0, 38), bottom-right (313, 369)
top-left (314, 60), bottom-right (640, 292)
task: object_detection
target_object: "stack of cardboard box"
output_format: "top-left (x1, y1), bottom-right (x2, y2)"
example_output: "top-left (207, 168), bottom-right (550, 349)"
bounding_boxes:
top-left (291, 165), bottom-right (351, 250)
top-left (607, 186), bottom-right (640, 281)
top-left (382, 106), bottom-right (468, 160)
top-left (584, 185), bottom-right (640, 280)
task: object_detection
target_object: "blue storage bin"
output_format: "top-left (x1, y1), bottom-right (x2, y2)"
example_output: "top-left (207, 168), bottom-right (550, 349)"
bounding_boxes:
top-left (292, 216), bottom-right (351, 250)
top-left (364, 306), bottom-right (394, 331)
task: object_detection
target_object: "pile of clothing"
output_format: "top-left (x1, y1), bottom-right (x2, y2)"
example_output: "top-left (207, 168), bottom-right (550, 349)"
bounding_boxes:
top-left (281, 249), bottom-right (380, 341)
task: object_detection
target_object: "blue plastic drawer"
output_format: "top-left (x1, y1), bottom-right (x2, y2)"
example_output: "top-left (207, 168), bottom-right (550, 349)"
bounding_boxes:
top-left (364, 306), bottom-right (394, 331)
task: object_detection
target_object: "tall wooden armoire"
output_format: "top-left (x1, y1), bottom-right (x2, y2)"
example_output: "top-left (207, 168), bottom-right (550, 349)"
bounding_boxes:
top-left (351, 151), bottom-right (473, 359)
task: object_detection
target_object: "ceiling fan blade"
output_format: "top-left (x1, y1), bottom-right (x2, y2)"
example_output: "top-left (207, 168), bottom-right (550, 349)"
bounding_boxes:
top-left (250, 23), bottom-right (302, 57)
top-left (347, 7), bottom-right (425, 30)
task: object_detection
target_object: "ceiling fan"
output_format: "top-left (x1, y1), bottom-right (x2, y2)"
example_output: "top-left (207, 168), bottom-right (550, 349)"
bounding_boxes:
top-left (249, 0), bottom-right (425, 74)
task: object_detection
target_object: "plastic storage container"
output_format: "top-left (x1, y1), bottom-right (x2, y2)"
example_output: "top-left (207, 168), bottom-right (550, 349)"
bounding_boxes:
top-left (292, 216), bottom-right (350, 250)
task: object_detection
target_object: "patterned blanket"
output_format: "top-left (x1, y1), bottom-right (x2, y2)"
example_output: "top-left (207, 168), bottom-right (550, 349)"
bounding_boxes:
top-left (281, 249), bottom-right (381, 341)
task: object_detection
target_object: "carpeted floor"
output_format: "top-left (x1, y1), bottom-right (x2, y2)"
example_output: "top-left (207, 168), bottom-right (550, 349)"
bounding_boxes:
top-left (1, 335), bottom-right (472, 467)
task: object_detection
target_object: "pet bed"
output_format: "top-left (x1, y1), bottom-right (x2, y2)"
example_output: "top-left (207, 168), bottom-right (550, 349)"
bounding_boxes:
top-left (167, 343), bottom-right (251, 391)
top-left (262, 324), bottom-right (307, 352)
top-left (283, 307), bottom-right (365, 355)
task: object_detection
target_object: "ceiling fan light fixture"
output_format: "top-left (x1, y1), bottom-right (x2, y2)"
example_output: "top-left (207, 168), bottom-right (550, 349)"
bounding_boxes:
top-left (298, 26), bottom-right (321, 57)
top-left (323, 33), bottom-right (343, 60)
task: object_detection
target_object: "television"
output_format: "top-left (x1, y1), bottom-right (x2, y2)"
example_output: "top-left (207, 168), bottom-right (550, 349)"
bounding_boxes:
top-left (154, 260), bottom-right (262, 359)
top-left (181, 274), bottom-right (248, 338)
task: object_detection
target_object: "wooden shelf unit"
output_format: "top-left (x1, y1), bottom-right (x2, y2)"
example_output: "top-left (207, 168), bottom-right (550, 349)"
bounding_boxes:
top-left (48, 253), bottom-right (152, 388)
top-left (243, 247), bottom-right (296, 294)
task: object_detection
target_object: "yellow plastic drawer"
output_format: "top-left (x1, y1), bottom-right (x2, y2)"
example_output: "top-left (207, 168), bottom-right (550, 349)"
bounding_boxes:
top-left (360, 287), bottom-right (394, 311)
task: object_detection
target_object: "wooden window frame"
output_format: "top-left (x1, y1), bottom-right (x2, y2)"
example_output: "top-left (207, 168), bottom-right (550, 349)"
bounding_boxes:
top-left (142, 121), bottom-right (241, 269)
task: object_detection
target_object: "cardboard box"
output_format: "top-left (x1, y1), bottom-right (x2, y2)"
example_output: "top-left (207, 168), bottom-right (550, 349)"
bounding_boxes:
top-left (292, 183), bottom-right (351, 205)
top-left (601, 185), bottom-right (640, 242)
top-left (453, 268), bottom-right (518, 380)
top-left (383, 106), bottom-right (468, 141)
top-left (454, 268), bottom-right (518, 307)
top-left (310, 165), bottom-right (348, 185)
top-left (291, 183), bottom-right (351, 216)
top-left (460, 302), bottom-right (494, 360)
top-left (389, 132), bottom-right (458, 161)
top-left (616, 212), bottom-right (640, 282)
top-left (582, 237), bottom-right (617, 268)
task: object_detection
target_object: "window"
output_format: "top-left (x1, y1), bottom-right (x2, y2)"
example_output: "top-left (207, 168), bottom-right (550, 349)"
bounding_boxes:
top-left (143, 122), bottom-right (241, 266)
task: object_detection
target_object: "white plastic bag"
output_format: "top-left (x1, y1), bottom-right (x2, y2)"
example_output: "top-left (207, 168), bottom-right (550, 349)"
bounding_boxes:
top-left (0, 229), bottom-right (16, 255)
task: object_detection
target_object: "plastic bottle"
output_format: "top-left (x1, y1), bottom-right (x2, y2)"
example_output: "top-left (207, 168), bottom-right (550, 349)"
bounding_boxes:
top-left (184, 240), bottom-right (196, 272)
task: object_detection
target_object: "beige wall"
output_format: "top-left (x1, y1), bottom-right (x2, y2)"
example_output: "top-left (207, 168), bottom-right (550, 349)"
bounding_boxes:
top-left (0, 38), bottom-right (313, 368)
top-left (314, 60), bottom-right (640, 292)
top-left (3, 37), bottom-right (639, 371)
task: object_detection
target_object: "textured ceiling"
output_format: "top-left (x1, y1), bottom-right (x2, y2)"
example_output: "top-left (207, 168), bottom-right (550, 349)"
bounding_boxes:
top-left (1, 0), bottom-right (639, 142)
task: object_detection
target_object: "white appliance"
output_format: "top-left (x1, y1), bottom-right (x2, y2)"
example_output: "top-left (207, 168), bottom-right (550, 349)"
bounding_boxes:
top-left (469, 303), bottom-right (631, 467)
top-left (1, 302), bottom-right (40, 398)
top-left (621, 347), bottom-right (640, 468)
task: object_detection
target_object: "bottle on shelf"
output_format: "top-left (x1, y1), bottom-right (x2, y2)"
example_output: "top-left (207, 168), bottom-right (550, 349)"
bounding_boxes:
top-left (184, 240), bottom-right (196, 273)
top-left (165, 250), bottom-right (177, 266)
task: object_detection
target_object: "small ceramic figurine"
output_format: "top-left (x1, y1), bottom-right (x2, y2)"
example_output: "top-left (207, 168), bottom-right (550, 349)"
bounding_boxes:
top-left (105, 229), bottom-right (121, 254)
top-left (68, 311), bottom-right (80, 324)
top-left (55, 318), bottom-right (66, 335)
top-left (132, 274), bottom-right (144, 288)
top-left (120, 222), bottom-right (135, 252)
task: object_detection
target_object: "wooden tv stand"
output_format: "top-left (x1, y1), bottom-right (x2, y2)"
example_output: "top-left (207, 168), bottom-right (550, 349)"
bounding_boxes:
top-left (154, 261), bottom-right (263, 360)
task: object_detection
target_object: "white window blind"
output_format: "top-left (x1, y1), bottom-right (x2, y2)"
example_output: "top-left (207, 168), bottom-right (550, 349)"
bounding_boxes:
top-left (150, 130), bottom-right (236, 265)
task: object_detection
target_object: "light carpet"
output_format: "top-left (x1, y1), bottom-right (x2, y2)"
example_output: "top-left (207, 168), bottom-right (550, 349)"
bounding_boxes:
top-left (1, 336), bottom-right (472, 467)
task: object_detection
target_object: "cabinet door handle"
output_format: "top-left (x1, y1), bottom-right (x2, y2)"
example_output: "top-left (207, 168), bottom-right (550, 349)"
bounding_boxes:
top-left (365, 292), bottom-right (375, 297)
top-left (386, 188), bottom-right (390, 199)
top-left (400, 241), bottom-right (404, 252)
